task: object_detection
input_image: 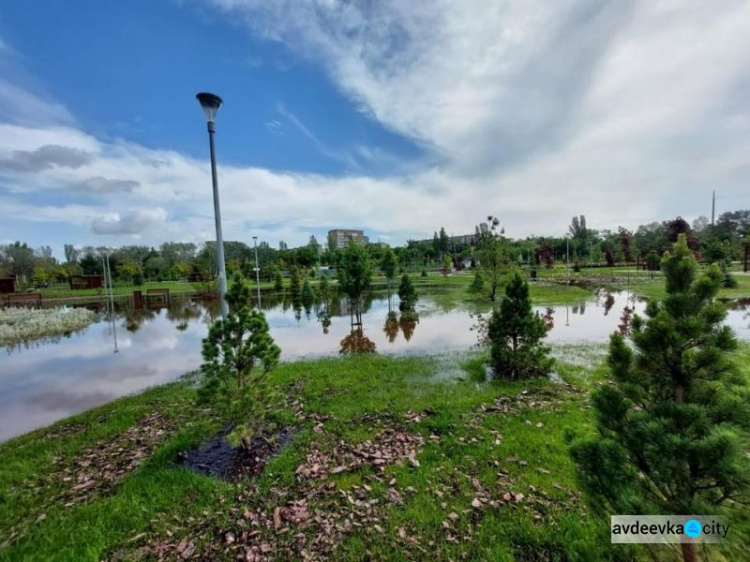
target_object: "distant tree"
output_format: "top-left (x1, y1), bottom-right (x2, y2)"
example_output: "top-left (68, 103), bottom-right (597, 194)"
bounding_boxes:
top-left (604, 247), bottom-right (615, 267)
top-left (301, 278), bottom-right (315, 308)
top-left (117, 261), bottom-right (140, 281)
top-left (0, 242), bottom-right (35, 280)
top-left (289, 266), bottom-right (303, 297)
top-left (714, 210), bottom-right (750, 241)
top-left (326, 232), bottom-right (338, 254)
top-left (160, 242), bottom-right (197, 267)
top-left (398, 274), bottom-right (418, 312)
top-left (439, 227), bottom-right (450, 255)
top-left (618, 227), bottom-right (633, 262)
top-left (644, 251), bottom-right (661, 274)
top-left (381, 247), bottom-right (399, 296)
top-left (486, 270), bottom-right (553, 380)
top-left (691, 215), bottom-right (710, 233)
top-left (308, 235), bottom-right (321, 256)
top-left (476, 216), bottom-right (509, 301)
top-left (63, 244), bottom-right (80, 265)
top-left (665, 216), bottom-right (700, 254)
top-left (569, 215), bottom-right (588, 261)
top-left (468, 270), bottom-right (485, 294)
top-left (570, 236), bottom-right (750, 562)
top-left (535, 240), bottom-right (555, 269)
top-left (273, 268), bottom-right (284, 292)
top-left (337, 242), bottom-right (373, 323)
top-left (442, 254), bottom-right (452, 278)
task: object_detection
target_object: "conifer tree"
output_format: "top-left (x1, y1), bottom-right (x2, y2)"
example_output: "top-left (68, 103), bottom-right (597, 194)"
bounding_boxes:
top-left (398, 274), bottom-right (418, 312)
top-left (289, 265), bottom-right (302, 297)
top-left (570, 235), bottom-right (750, 562)
top-left (486, 270), bottom-right (552, 379)
top-left (301, 278), bottom-right (315, 309)
top-left (198, 276), bottom-right (281, 442)
top-left (273, 268), bottom-right (284, 292)
top-left (468, 270), bottom-right (485, 294)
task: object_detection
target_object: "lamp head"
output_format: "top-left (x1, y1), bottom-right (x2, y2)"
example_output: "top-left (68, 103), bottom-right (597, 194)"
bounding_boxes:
top-left (196, 92), bottom-right (223, 123)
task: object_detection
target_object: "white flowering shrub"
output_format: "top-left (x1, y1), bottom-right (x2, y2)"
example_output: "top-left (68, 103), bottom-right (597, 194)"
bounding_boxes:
top-left (0, 307), bottom-right (96, 348)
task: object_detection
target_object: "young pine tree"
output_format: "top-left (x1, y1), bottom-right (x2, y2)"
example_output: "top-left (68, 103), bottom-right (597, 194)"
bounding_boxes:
top-left (468, 270), bottom-right (485, 294)
top-left (487, 270), bottom-right (552, 379)
top-left (289, 266), bottom-right (303, 297)
top-left (199, 276), bottom-right (281, 441)
top-left (301, 278), bottom-right (315, 308)
top-left (398, 274), bottom-right (419, 312)
top-left (570, 235), bottom-right (750, 562)
top-left (273, 268), bottom-right (284, 292)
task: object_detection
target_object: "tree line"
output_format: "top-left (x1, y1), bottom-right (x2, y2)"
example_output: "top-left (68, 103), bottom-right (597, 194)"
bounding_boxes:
top-left (1, 209), bottom-right (747, 287)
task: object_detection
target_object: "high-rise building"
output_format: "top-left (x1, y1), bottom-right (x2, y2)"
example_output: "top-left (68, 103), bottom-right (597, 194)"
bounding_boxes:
top-left (328, 229), bottom-right (369, 249)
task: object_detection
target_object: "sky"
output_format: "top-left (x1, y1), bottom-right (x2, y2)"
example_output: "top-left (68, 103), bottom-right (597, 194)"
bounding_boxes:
top-left (1, 0), bottom-right (749, 256)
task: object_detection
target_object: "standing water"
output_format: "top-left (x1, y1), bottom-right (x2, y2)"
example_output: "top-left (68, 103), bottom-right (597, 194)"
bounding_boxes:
top-left (1, 291), bottom-right (748, 441)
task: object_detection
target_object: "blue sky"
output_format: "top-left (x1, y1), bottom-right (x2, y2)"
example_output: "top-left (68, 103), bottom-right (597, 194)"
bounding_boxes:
top-left (1, 0), bottom-right (750, 256)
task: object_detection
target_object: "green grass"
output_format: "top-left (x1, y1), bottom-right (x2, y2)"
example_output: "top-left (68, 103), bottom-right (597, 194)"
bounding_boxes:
top-left (3, 346), bottom-right (748, 561)
top-left (611, 273), bottom-right (750, 300)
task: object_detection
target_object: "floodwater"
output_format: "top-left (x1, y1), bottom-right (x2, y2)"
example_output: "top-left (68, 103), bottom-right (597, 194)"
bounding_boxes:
top-left (1, 290), bottom-right (748, 442)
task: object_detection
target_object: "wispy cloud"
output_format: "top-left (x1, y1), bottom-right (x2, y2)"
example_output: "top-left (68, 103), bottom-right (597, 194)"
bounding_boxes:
top-left (276, 101), bottom-right (360, 169)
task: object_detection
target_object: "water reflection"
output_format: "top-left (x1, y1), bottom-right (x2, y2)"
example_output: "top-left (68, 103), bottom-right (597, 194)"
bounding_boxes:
top-left (1, 290), bottom-right (749, 442)
top-left (339, 327), bottom-right (377, 355)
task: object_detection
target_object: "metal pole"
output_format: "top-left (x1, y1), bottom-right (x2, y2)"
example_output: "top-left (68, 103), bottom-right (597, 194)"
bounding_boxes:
top-left (253, 237), bottom-right (261, 306)
top-left (207, 121), bottom-right (228, 319)
top-left (566, 236), bottom-right (570, 285)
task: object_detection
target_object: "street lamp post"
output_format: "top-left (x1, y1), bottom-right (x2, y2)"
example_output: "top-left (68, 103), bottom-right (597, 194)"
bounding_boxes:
top-left (565, 234), bottom-right (571, 285)
top-left (253, 236), bottom-right (261, 306)
top-left (196, 92), bottom-right (228, 319)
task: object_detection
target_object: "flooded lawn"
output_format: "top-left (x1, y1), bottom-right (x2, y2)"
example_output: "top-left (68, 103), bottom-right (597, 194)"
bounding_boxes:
top-left (1, 291), bottom-right (748, 441)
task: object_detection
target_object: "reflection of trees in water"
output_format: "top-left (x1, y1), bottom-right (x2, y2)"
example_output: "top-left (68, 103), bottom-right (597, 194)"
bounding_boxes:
top-left (618, 295), bottom-right (637, 335)
top-left (542, 307), bottom-right (554, 330)
top-left (166, 298), bottom-right (203, 330)
top-left (339, 327), bottom-right (376, 355)
top-left (399, 312), bottom-right (419, 342)
top-left (603, 293), bottom-right (615, 316)
top-left (384, 311), bottom-right (399, 342)
top-left (125, 307), bottom-right (157, 332)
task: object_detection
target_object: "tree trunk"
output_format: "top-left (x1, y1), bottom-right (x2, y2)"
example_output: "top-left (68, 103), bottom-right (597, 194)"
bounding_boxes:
top-left (681, 542), bottom-right (699, 562)
top-left (675, 384), bottom-right (685, 404)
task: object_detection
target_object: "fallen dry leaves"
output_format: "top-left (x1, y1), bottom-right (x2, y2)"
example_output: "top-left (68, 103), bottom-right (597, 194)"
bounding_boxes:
top-left (55, 412), bottom-right (178, 506)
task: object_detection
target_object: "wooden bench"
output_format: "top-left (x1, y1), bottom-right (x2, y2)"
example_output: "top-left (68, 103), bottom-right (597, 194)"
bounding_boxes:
top-left (145, 288), bottom-right (170, 308)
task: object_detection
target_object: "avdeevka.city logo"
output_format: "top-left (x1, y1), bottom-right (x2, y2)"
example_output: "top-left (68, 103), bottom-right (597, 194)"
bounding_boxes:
top-left (610, 516), bottom-right (729, 544)
top-left (684, 519), bottom-right (702, 538)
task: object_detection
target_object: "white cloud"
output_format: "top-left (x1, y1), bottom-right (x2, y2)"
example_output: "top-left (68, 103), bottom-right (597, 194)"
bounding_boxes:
top-left (71, 176), bottom-right (140, 194)
top-left (91, 207), bottom-right (168, 235)
top-left (0, 144), bottom-right (92, 172)
top-left (2, 1), bottom-right (750, 251)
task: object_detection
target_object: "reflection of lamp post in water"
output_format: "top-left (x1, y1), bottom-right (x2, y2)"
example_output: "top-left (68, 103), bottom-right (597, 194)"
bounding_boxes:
top-left (252, 236), bottom-right (261, 307)
top-left (101, 252), bottom-right (118, 353)
top-left (566, 305), bottom-right (570, 327)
